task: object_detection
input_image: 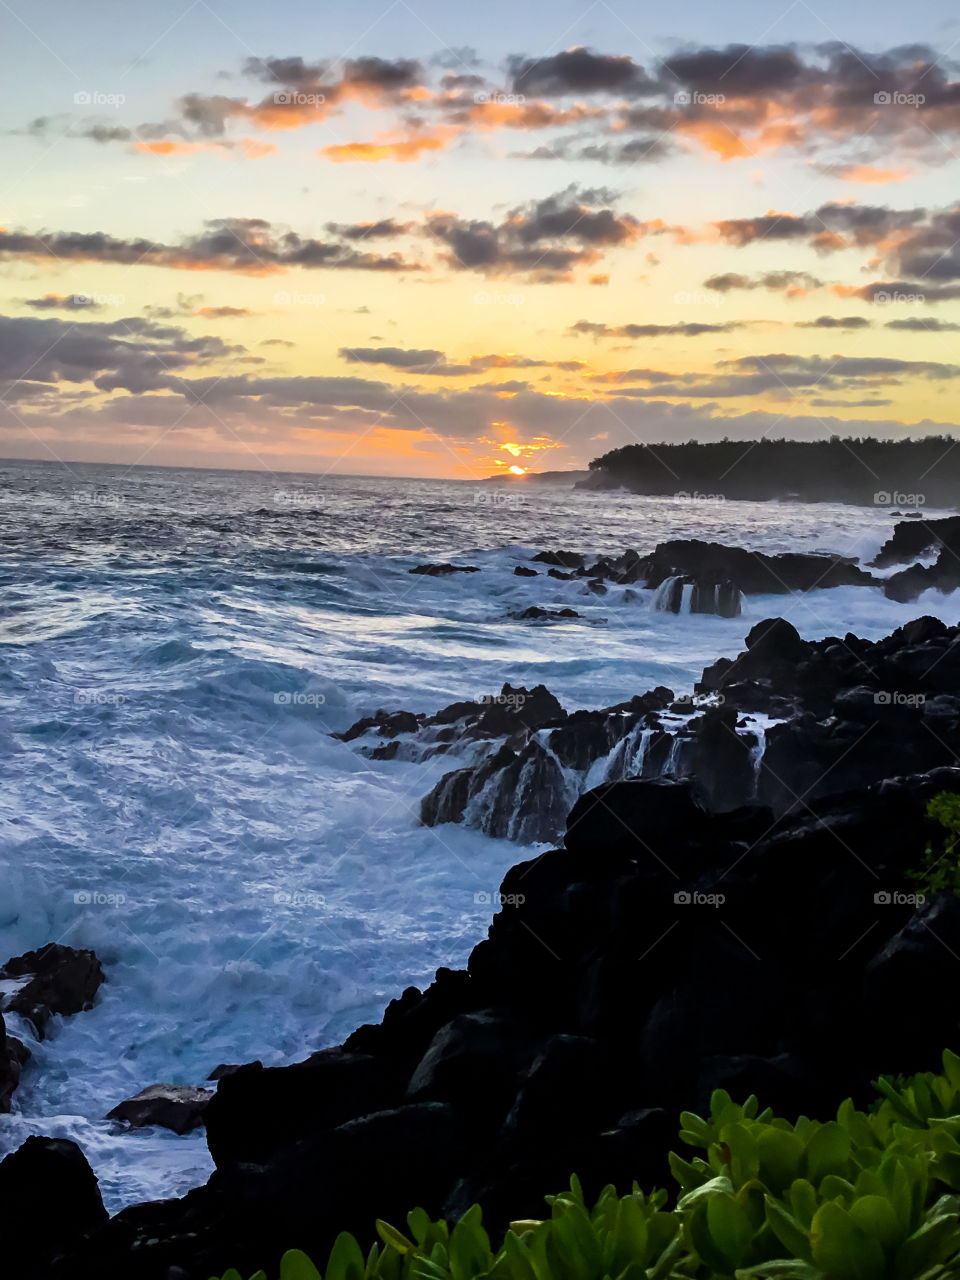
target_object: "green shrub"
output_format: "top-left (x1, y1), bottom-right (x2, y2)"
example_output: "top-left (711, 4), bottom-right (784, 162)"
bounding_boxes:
top-left (908, 792), bottom-right (960, 899)
top-left (210, 1051), bottom-right (960, 1280)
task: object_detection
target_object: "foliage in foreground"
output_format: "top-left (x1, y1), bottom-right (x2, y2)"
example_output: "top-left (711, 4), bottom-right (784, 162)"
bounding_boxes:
top-left (908, 792), bottom-right (960, 899)
top-left (211, 1049), bottom-right (960, 1280)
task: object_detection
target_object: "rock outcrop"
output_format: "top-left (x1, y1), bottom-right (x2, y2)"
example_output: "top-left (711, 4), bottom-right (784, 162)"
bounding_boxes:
top-left (0, 944), bottom-right (105, 1037)
top-left (45, 766), bottom-right (960, 1279)
top-left (107, 1084), bottom-right (215, 1135)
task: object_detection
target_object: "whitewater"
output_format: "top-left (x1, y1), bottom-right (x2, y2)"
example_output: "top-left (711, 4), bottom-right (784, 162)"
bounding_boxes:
top-left (0, 457), bottom-right (956, 1211)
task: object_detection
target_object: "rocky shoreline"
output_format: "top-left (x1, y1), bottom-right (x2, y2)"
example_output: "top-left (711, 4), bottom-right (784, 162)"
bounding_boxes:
top-left (3, 601), bottom-right (960, 1278)
top-left (336, 612), bottom-right (960, 845)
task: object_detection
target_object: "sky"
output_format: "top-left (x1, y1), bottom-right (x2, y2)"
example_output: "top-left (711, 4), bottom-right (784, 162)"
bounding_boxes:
top-left (3, 0), bottom-right (960, 478)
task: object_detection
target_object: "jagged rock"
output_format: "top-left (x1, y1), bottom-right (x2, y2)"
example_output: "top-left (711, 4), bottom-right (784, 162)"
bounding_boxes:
top-left (107, 1084), bottom-right (215, 1135)
top-left (206, 1049), bottom-right (394, 1167)
top-left (0, 1012), bottom-right (25, 1112)
top-left (1, 944), bottom-right (105, 1037)
top-left (513, 565), bottom-right (538, 577)
top-left (207, 1061), bottom-right (261, 1081)
top-left (336, 710), bottom-right (419, 742)
top-left (409, 563), bottom-right (480, 576)
top-left (49, 767), bottom-right (960, 1280)
top-left (565, 778), bottom-right (709, 861)
top-left (654, 574), bottom-right (742, 615)
top-left (515, 606), bottom-right (580, 620)
top-left (0, 1137), bottom-right (107, 1275)
top-left (334, 708), bottom-right (422, 742)
top-left (420, 738), bottom-right (575, 843)
top-left (638, 539), bottom-right (876, 594)
top-left (532, 550), bottom-right (584, 568)
top-left (872, 514), bottom-right (960, 568)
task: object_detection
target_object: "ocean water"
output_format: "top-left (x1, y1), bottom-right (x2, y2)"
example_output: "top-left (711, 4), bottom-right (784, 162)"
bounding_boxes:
top-left (0, 457), bottom-right (957, 1211)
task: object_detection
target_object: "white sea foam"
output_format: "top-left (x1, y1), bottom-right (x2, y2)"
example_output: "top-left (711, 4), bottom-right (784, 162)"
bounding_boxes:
top-left (0, 459), bottom-right (955, 1209)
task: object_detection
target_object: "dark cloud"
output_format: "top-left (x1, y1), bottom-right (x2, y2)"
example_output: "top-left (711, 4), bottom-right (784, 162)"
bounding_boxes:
top-left (0, 218), bottom-right (424, 275)
top-left (615, 352), bottom-right (960, 400)
top-left (509, 48), bottom-right (657, 97)
top-left (341, 347), bottom-right (448, 370)
top-left (324, 219), bottom-right (415, 240)
top-left (843, 281), bottom-right (960, 304)
top-left (339, 348), bottom-right (567, 376)
top-left (885, 317), bottom-right (960, 331)
top-left (0, 312), bottom-right (247, 396)
top-left (426, 186), bottom-right (641, 279)
top-left (704, 271), bottom-right (824, 294)
top-left (570, 320), bottom-right (740, 338)
top-left (22, 293), bottom-right (105, 312)
top-left (796, 315), bottom-right (872, 329)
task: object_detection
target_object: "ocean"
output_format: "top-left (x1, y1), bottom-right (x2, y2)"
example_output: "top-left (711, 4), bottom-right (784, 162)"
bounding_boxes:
top-left (0, 457), bottom-right (955, 1210)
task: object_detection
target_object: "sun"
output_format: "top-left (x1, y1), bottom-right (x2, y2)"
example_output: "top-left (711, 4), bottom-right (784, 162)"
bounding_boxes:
top-left (509, 465), bottom-right (526, 476)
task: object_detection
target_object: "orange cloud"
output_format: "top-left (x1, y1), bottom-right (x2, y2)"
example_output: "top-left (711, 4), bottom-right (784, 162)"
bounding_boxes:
top-left (321, 128), bottom-right (456, 162)
top-left (826, 164), bottom-right (912, 184)
top-left (135, 140), bottom-right (224, 156)
top-left (134, 137), bottom-right (276, 159)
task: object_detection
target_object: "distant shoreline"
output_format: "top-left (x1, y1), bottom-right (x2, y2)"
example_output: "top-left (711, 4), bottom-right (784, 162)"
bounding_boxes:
top-left (581, 436), bottom-right (960, 508)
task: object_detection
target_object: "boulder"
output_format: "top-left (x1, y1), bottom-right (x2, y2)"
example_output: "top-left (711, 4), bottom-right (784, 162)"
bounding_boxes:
top-left (565, 778), bottom-right (708, 863)
top-left (408, 563), bottom-right (480, 576)
top-left (0, 1137), bottom-right (107, 1274)
top-left (532, 550), bottom-right (584, 568)
top-left (0, 1011), bottom-right (26, 1112)
top-left (1, 944), bottom-right (105, 1037)
top-left (107, 1084), bottom-right (215, 1135)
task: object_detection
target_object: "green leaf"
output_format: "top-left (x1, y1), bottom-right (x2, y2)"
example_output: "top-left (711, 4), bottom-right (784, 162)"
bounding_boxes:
top-left (764, 1196), bottom-right (814, 1264)
top-left (707, 1193), bottom-right (756, 1267)
top-left (376, 1221), bottom-right (416, 1256)
top-left (279, 1251), bottom-right (321, 1280)
top-left (848, 1194), bottom-right (904, 1251)
top-left (810, 1201), bottom-right (885, 1280)
top-left (805, 1122), bottom-right (853, 1184)
top-left (449, 1205), bottom-right (493, 1280)
top-left (408, 1208), bottom-right (433, 1246)
top-left (893, 1213), bottom-right (960, 1278)
top-left (326, 1232), bottom-right (368, 1280)
top-left (758, 1129), bottom-right (806, 1195)
top-left (788, 1180), bottom-right (819, 1230)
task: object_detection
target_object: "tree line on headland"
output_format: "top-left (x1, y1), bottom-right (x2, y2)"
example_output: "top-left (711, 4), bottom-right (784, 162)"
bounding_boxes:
top-left (584, 436), bottom-right (960, 506)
